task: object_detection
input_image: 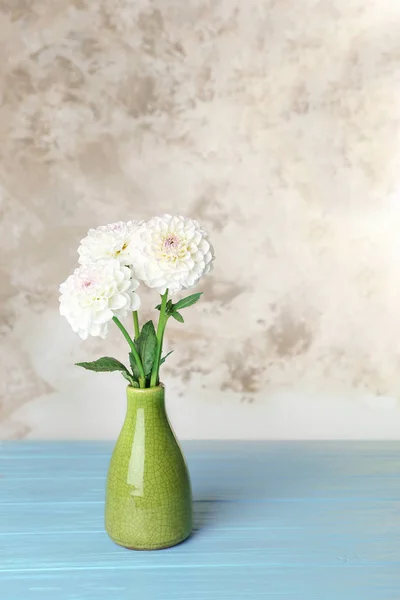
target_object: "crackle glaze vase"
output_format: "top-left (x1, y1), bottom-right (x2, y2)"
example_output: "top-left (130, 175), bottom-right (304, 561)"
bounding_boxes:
top-left (105, 384), bottom-right (193, 550)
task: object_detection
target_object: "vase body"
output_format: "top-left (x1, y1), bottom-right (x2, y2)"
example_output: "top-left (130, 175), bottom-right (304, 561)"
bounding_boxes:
top-left (105, 384), bottom-right (192, 550)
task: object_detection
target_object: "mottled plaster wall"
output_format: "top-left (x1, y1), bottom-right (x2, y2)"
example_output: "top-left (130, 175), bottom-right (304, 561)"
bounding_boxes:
top-left (1, 0), bottom-right (400, 439)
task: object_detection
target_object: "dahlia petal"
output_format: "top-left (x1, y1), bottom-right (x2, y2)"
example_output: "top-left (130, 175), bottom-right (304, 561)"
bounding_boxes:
top-left (109, 294), bottom-right (128, 310)
top-left (130, 292), bottom-right (141, 311)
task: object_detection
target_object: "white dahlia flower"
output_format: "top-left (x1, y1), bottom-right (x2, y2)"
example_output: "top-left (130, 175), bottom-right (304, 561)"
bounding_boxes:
top-left (133, 214), bottom-right (215, 295)
top-left (59, 260), bottom-right (140, 339)
top-left (78, 221), bottom-right (142, 266)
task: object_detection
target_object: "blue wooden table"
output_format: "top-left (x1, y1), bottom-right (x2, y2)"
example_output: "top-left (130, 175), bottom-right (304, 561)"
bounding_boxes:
top-left (1, 442), bottom-right (399, 599)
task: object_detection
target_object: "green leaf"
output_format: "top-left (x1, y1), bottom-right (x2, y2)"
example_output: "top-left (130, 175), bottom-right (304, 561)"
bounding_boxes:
top-left (129, 352), bottom-right (141, 382)
top-left (76, 357), bottom-right (130, 373)
top-left (155, 300), bottom-right (174, 314)
top-left (135, 320), bottom-right (157, 375)
top-left (76, 356), bottom-right (135, 386)
top-left (160, 350), bottom-right (174, 366)
top-left (122, 370), bottom-right (138, 387)
top-left (172, 293), bottom-right (203, 311)
top-left (171, 311), bottom-right (184, 323)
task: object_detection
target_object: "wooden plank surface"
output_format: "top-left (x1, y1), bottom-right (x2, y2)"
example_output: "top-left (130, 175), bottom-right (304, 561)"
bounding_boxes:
top-left (0, 441), bottom-right (399, 599)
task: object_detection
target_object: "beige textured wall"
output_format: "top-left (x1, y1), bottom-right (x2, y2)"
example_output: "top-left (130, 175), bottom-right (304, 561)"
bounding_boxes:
top-left (2, 0), bottom-right (400, 439)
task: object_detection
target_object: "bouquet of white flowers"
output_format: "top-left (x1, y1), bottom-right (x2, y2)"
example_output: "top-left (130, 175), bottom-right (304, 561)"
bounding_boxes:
top-left (59, 215), bottom-right (215, 388)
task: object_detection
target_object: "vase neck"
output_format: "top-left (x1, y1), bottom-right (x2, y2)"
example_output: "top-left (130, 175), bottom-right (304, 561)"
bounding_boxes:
top-left (125, 385), bottom-right (166, 417)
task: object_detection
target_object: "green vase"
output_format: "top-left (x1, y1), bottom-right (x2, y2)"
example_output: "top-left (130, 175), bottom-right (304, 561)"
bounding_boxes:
top-left (105, 384), bottom-right (193, 550)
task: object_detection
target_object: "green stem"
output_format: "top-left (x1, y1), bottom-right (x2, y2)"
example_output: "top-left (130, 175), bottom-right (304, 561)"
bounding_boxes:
top-left (150, 290), bottom-right (169, 387)
top-left (133, 311), bottom-right (140, 340)
top-left (112, 316), bottom-right (146, 388)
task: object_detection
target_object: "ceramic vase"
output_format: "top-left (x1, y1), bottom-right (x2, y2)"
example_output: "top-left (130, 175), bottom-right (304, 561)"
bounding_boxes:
top-left (105, 384), bottom-right (193, 550)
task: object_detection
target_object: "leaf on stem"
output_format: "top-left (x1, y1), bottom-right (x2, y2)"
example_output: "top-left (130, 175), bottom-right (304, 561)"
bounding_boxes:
top-left (129, 353), bottom-right (142, 382)
top-left (76, 357), bottom-right (130, 373)
top-left (135, 320), bottom-right (157, 375)
top-left (122, 371), bottom-right (138, 387)
top-left (172, 292), bottom-right (203, 311)
top-left (76, 356), bottom-right (140, 386)
top-left (155, 299), bottom-right (173, 312)
top-left (156, 294), bottom-right (201, 321)
top-left (171, 311), bottom-right (184, 323)
top-left (160, 350), bottom-right (174, 365)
